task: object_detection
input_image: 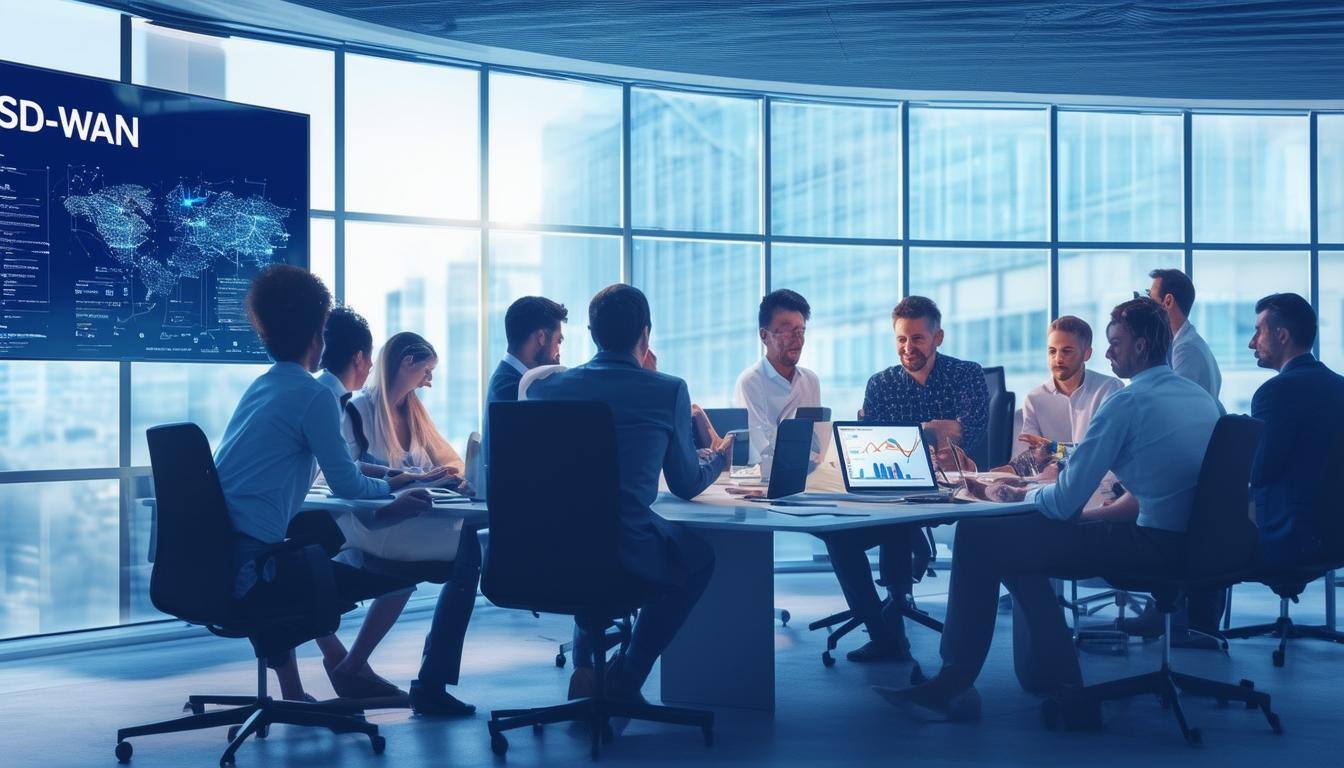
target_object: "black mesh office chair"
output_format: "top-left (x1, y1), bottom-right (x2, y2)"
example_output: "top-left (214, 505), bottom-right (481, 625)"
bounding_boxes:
top-left (115, 423), bottom-right (383, 767)
top-left (1222, 431), bottom-right (1344, 666)
top-left (483, 402), bottom-right (713, 759)
top-left (981, 366), bottom-right (1015, 469)
top-left (1043, 416), bottom-right (1281, 744)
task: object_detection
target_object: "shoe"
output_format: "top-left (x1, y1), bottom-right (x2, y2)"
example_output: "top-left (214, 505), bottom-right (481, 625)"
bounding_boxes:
top-left (568, 666), bottom-right (596, 700)
top-left (875, 679), bottom-right (981, 722)
top-left (1115, 604), bottom-right (1165, 640)
top-left (846, 636), bottom-right (912, 663)
top-left (326, 657), bottom-right (406, 700)
top-left (409, 680), bottom-right (476, 717)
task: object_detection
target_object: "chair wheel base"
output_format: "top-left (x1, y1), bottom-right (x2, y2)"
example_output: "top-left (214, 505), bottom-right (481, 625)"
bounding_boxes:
top-left (1272, 649), bottom-right (1285, 667)
top-left (370, 734), bottom-right (386, 754)
top-left (115, 741), bottom-right (132, 763)
top-left (821, 651), bottom-right (835, 667)
top-left (491, 731), bottom-right (508, 755)
top-left (779, 610), bottom-right (791, 626)
top-left (555, 653), bottom-right (567, 668)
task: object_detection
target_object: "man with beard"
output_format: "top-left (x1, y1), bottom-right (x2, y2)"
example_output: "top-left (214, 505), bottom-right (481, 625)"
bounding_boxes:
top-left (1012, 316), bottom-right (1123, 483)
top-left (481, 296), bottom-right (569, 495)
top-left (822, 295), bottom-right (989, 663)
top-left (733, 289), bottom-right (822, 468)
top-left (1246, 293), bottom-right (1344, 565)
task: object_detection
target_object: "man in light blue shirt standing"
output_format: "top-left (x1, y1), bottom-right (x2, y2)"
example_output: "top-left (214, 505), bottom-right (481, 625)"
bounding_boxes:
top-left (889, 298), bottom-right (1220, 724)
top-left (1148, 268), bottom-right (1222, 402)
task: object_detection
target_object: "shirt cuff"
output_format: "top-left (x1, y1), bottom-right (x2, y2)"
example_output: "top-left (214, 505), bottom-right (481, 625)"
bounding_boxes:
top-left (370, 478), bottom-right (392, 496)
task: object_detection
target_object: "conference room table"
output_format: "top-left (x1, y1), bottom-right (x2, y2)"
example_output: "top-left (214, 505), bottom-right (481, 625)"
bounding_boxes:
top-left (302, 478), bottom-right (1036, 713)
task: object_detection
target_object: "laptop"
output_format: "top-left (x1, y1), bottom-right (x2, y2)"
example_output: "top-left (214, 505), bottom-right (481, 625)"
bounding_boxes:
top-left (462, 431), bottom-right (483, 500)
top-left (761, 418), bottom-right (818, 499)
top-left (830, 421), bottom-right (951, 500)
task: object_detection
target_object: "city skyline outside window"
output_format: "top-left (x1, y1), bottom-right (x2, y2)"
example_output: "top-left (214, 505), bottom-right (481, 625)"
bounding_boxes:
top-left (0, 0), bottom-right (1337, 639)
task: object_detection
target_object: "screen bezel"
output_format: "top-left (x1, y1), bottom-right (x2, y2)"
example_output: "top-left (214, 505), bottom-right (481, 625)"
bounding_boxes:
top-left (832, 421), bottom-right (939, 494)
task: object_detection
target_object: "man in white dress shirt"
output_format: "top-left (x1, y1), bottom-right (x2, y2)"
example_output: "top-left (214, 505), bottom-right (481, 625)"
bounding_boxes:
top-left (733, 289), bottom-right (821, 469)
top-left (1148, 268), bottom-right (1222, 402)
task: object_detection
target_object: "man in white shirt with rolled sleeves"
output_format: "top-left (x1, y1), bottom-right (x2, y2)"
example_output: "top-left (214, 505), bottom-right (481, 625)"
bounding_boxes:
top-left (733, 289), bottom-right (821, 470)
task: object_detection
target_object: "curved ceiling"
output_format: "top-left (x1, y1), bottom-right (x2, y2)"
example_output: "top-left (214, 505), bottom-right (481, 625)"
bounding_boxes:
top-left (278, 0), bottom-right (1344, 101)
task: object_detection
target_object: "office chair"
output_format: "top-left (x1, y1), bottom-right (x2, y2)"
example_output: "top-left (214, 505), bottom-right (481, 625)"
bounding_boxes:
top-left (980, 366), bottom-right (1015, 469)
top-left (1042, 415), bottom-right (1281, 744)
top-left (116, 424), bottom-right (383, 767)
top-left (483, 401), bottom-right (713, 759)
top-left (1222, 431), bottom-right (1344, 666)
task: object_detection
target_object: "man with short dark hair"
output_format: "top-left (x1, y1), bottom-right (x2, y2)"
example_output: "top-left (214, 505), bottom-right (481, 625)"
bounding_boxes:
top-left (1149, 268), bottom-right (1222, 401)
top-left (214, 266), bottom-right (435, 703)
top-left (1247, 292), bottom-right (1344, 565)
top-left (889, 298), bottom-right (1221, 723)
top-left (528, 284), bottom-right (733, 704)
top-left (480, 296), bottom-right (570, 496)
top-left (823, 295), bottom-right (990, 663)
top-left (734, 289), bottom-right (821, 466)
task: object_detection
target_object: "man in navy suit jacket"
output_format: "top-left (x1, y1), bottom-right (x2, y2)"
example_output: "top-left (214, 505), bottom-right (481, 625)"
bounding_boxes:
top-left (1248, 293), bottom-right (1344, 566)
top-left (481, 296), bottom-right (569, 495)
top-left (529, 284), bottom-right (734, 702)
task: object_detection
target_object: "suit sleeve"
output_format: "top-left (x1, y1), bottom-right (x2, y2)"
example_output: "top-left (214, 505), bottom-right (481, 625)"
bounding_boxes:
top-left (664, 381), bottom-right (726, 500)
top-left (1249, 382), bottom-right (1289, 493)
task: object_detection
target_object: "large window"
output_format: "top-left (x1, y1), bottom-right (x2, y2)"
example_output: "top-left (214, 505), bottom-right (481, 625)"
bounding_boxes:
top-left (1192, 251), bottom-right (1311, 414)
top-left (1059, 250), bottom-right (1183, 373)
top-left (1193, 114), bottom-right (1310, 243)
top-left (1321, 115), bottom-right (1344, 245)
top-left (632, 238), bottom-right (762, 406)
top-left (1320, 253), bottom-right (1344, 373)
top-left (0, 0), bottom-right (120, 80)
top-left (1058, 111), bottom-right (1184, 243)
top-left (909, 107), bottom-right (1048, 241)
top-left (631, 89), bottom-right (761, 234)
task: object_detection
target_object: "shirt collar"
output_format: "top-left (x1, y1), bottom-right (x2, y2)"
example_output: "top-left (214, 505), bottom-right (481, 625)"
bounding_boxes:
top-left (1129, 363), bottom-right (1171, 384)
top-left (1173, 321), bottom-right (1195, 344)
top-left (314, 368), bottom-right (350, 400)
top-left (592, 350), bottom-right (643, 369)
top-left (759, 357), bottom-right (793, 387)
top-left (1281, 352), bottom-right (1316, 373)
top-left (1043, 369), bottom-right (1091, 396)
top-left (502, 353), bottom-right (530, 376)
top-left (272, 361), bottom-right (312, 377)
top-left (894, 352), bottom-right (943, 387)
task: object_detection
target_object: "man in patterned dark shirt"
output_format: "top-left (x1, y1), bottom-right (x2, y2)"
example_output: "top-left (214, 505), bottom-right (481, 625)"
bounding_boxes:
top-left (821, 295), bottom-right (989, 662)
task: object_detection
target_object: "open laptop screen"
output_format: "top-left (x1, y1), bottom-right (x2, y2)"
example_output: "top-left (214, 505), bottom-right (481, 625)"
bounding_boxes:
top-left (834, 423), bottom-right (938, 491)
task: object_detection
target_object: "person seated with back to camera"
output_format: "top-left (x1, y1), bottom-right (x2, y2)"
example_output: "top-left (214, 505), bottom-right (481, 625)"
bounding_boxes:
top-left (212, 265), bottom-right (436, 703)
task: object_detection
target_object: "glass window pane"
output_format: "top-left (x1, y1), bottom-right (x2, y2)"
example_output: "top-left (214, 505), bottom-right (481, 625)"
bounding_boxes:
top-left (489, 73), bottom-right (621, 227)
top-left (131, 21), bottom-right (337, 210)
top-left (345, 56), bottom-right (479, 219)
top-left (0, 361), bottom-right (119, 471)
top-left (1193, 115), bottom-right (1309, 243)
top-left (344, 222), bottom-right (480, 448)
top-left (487, 233), bottom-right (621, 367)
top-left (909, 107), bottom-right (1048, 241)
top-left (1059, 250), bottom-right (1184, 374)
top-left (0, 0), bottom-right (120, 80)
top-left (1058, 112), bottom-right (1183, 242)
top-left (631, 238), bottom-right (761, 406)
top-left (310, 218), bottom-right (336, 294)
top-left (771, 244), bottom-right (902, 419)
top-left (1321, 253), bottom-right (1344, 372)
top-left (631, 89), bottom-right (760, 234)
top-left (770, 101), bottom-right (900, 238)
top-left (1320, 115), bottom-right (1344, 244)
top-left (1192, 251), bottom-right (1310, 413)
top-left (131, 363), bottom-right (265, 465)
top-left (0, 480), bottom-right (120, 638)
top-left (908, 248), bottom-right (1049, 397)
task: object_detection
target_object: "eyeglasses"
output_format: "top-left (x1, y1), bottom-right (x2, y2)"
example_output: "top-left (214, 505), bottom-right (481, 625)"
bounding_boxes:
top-left (766, 328), bottom-right (806, 340)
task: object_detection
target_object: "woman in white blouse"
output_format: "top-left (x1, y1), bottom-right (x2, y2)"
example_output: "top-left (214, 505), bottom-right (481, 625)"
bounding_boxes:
top-left (351, 332), bottom-right (464, 476)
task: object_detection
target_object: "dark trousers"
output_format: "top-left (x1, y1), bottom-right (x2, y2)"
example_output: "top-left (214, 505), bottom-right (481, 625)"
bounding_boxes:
top-left (572, 534), bottom-right (716, 689)
top-left (819, 526), bottom-right (914, 643)
top-left (417, 526), bottom-right (483, 687)
top-left (938, 514), bottom-right (1185, 691)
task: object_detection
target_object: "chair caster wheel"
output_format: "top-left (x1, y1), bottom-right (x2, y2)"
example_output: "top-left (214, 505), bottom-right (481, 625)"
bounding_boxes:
top-left (1267, 712), bottom-right (1283, 734)
top-left (532, 723), bottom-right (544, 734)
top-left (370, 734), bottom-right (386, 754)
top-left (555, 653), bottom-right (567, 668)
top-left (257, 725), bottom-right (269, 739)
top-left (779, 610), bottom-right (791, 626)
top-left (703, 726), bottom-right (714, 746)
top-left (821, 652), bottom-right (835, 667)
top-left (1040, 699), bottom-right (1061, 731)
top-left (1186, 727), bottom-right (1202, 746)
top-left (1272, 649), bottom-right (1285, 667)
top-left (227, 725), bottom-right (239, 741)
top-left (115, 741), bottom-right (133, 763)
top-left (490, 732), bottom-right (508, 755)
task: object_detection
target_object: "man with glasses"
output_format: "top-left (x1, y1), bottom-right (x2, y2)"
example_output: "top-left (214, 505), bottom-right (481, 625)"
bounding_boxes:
top-left (733, 289), bottom-right (822, 468)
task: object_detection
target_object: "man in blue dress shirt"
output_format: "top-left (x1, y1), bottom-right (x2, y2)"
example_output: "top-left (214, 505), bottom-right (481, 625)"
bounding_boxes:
top-left (1247, 293), bottom-right (1344, 565)
top-left (892, 298), bottom-right (1220, 723)
top-left (528, 284), bottom-right (734, 702)
top-left (823, 296), bottom-right (989, 663)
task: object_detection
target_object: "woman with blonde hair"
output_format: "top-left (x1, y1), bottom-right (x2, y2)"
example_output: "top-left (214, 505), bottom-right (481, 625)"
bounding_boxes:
top-left (351, 331), bottom-right (464, 475)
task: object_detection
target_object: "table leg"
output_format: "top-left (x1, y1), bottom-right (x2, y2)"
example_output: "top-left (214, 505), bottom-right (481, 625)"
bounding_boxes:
top-left (660, 527), bottom-right (775, 712)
